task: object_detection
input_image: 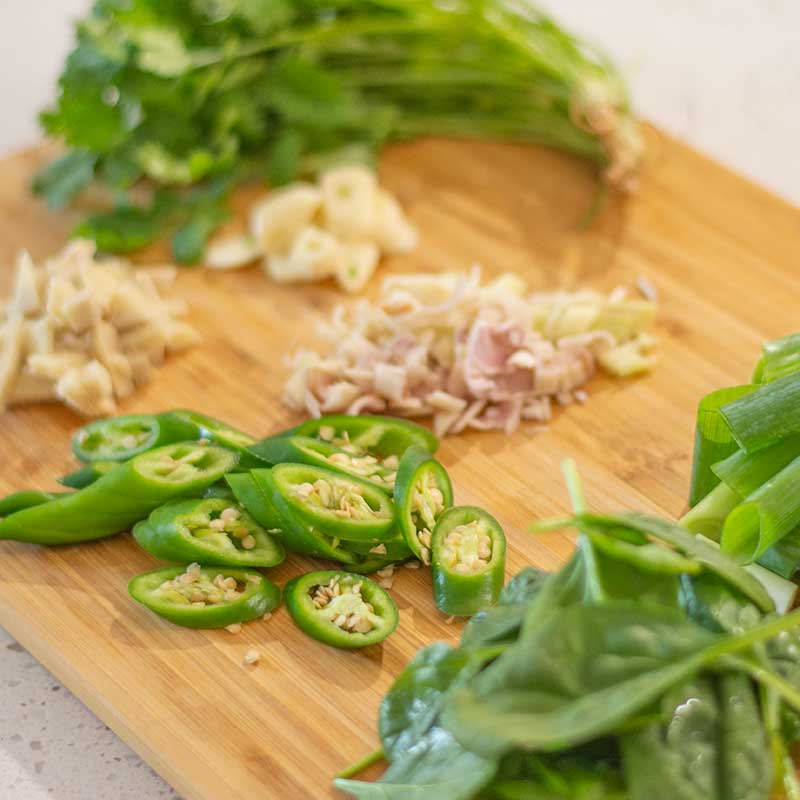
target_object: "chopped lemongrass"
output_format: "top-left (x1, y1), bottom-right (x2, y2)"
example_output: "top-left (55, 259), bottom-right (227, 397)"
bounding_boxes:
top-left (688, 385), bottom-right (755, 507)
top-left (680, 482), bottom-right (741, 540)
top-left (712, 434), bottom-right (800, 498)
top-left (755, 331), bottom-right (800, 384)
top-left (720, 372), bottom-right (800, 453)
top-left (597, 332), bottom-right (658, 377)
top-left (721, 454), bottom-right (800, 563)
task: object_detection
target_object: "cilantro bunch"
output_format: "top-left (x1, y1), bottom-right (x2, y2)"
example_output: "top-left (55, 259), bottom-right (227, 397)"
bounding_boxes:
top-left (34, 0), bottom-right (639, 262)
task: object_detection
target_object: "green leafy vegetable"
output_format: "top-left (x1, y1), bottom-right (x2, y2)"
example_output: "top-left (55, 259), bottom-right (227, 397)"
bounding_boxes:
top-left (336, 463), bottom-right (800, 800)
top-left (36, 0), bottom-right (640, 258)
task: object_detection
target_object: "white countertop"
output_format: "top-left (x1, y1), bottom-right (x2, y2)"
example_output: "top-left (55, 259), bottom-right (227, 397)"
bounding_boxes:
top-left (1, 2), bottom-right (798, 798)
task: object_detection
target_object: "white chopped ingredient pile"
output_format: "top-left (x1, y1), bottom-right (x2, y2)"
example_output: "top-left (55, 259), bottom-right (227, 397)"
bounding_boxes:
top-left (285, 269), bottom-right (658, 436)
top-left (0, 239), bottom-right (199, 417)
top-left (203, 164), bottom-right (417, 293)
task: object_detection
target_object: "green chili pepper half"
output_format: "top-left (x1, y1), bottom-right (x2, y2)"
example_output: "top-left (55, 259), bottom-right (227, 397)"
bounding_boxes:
top-left (57, 460), bottom-right (119, 489)
top-left (293, 414), bottom-right (438, 457)
top-left (248, 435), bottom-right (396, 492)
top-left (285, 570), bottom-right (398, 649)
top-left (129, 564), bottom-right (280, 629)
top-left (234, 469), bottom-right (360, 564)
top-left (0, 443), bottom-right (237, 546)
top-left (431, 506), bottom-right (506, 616)
top-left (133, 498), bottom-right (284, 569)
top-left (160, 409), bottom-right (260, 467)
top-left (393, 446), bottom-right (453, 565)
top-left (0, 490), bottom-right (68, 516)
top-left (271, 463), bottom-right (395, 543)
top-left (71, 414), bottom-right (197, 463)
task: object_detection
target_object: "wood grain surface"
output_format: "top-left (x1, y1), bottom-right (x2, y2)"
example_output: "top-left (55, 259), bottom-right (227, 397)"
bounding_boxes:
top-left (0, 134), bottom-right (798, 799)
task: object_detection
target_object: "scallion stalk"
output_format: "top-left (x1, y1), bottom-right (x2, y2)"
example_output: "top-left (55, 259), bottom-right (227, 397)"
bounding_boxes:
top-left (720, 373), bottom-right (800, 454)
top-left (721, 454), bottom-right (800, 563)
top-left (688, 385), bottom-right (755, 507)
top-left (680, 482), bottom-right (741, 540)
top-left (711, 434), bottom-right (800, 498)
top-left (756, 332), bottom-right (800, 384)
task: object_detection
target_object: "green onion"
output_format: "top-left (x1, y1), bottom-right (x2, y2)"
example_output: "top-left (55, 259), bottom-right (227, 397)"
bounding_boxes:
top-left (720, 373), bottom-right (800, 454)
top-left (721, 454), bottom-right (800, 563)
top-left (757, 528), bottom-right (800, 580)
top-left (688, 385), bottom-right (755, 507)
top-left (756, 332), bottom-right (800, 384)
top-left (680, 482), bottom-right (741, 540)
top-left (711, 434), bottom-right (800, 498)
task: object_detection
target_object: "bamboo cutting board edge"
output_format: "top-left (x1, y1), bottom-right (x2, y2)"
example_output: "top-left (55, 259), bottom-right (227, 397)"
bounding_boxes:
top-left (0, 132), bottom-right (799, 799)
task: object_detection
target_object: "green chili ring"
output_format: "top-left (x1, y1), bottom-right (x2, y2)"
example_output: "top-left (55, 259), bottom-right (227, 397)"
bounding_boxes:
top-left (248, 435), bottom-right (395, 491)
top-left (294, 414), bottom-right (439, 457)
top-left (394, 446), bottom-right (454, 564)
top-left (431, 506), bottom-right (506, 616)
top-left (249, 469), bottom-right (360, 564)
top-left (159, 409), bottom-right (260, 467)
top-left (129, 565), bottom-right (280, 629)
top-left (271, 463), bottom-right (395, 543)
top-left (133, 498), bottom-right (285, 568)
top-left (72, 414), bottom-right (197, 463)
top-left (285, 570), bottom-right (398, 649)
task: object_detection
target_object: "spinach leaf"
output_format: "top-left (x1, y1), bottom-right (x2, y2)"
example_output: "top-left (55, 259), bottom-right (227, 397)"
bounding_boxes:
top-left (379, 643), bottom-right (475, 762)
top-left (621, 678), bottom-right (720, 800)
top-left (444, 602), bottom-right (719, 757)
top-left (462, 567), bottom-right (550, 648)
top-left (679, 573), bottom-right (763, 634)
top-left (486, 753), bottom-right (628, 800)
top-left (582, 513), bottom-right (774, 613)
top-left (498, 568), bottom-right (551, 605)
top-left (718, 673), bottom-right (773, 800)
top-left (335, 727), bottom-right (496, 800)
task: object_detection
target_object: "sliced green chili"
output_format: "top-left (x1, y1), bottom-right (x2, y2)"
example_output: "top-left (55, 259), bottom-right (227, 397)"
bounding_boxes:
top-left (0, 490), bottom-right (67, 517)
top-left (431, 506), bottom-right (506, 616)
top-left (393, 446), bottom-right (453, 564)
top-left (129, 564), bottom-right (280, 629)
top-left (226, 472), bottom-right (284, 531)
top-left (72, 413), bottom-right (197, 463)
top-left (133, 498), bottom-right (284, 568)
top-left (285, 570), bottom-right (398, 649)
top-left (0, 443), bottom-right (237, 545)
top-left (159, 409), bottom-right (260, 467)
top-left (247, 435), bottom-right (396, 492)
top-left (249, 469), bottom-right (360, 564)
top-left (57, 460), bottom-right (119, 489)
top-left (271, 463), bottom-right (395, 543)
top-left (293, 414), bottom-right (438, 457)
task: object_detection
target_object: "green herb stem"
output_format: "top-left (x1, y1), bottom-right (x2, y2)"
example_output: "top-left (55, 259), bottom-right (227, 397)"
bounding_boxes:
top-left (335, 747), bottom-right (385, 780)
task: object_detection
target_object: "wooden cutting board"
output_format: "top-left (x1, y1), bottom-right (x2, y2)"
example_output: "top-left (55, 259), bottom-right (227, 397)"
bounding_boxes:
top-left (0, 133), bottom-right (799, 799)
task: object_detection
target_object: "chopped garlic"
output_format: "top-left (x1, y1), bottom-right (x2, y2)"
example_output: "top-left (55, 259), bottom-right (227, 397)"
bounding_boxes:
top-left (213, 167), bottom-right (416, 294)
top-left (320, 165), bottom-right (378, 240)
top-left (0, 241), bottom-right (198, 417)
top-left (335, 242), bottom-right (380, 294)
top-left (204, 233), bottom-right (261, 269)
top-left (250, 183), bottom-right (321, 253)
